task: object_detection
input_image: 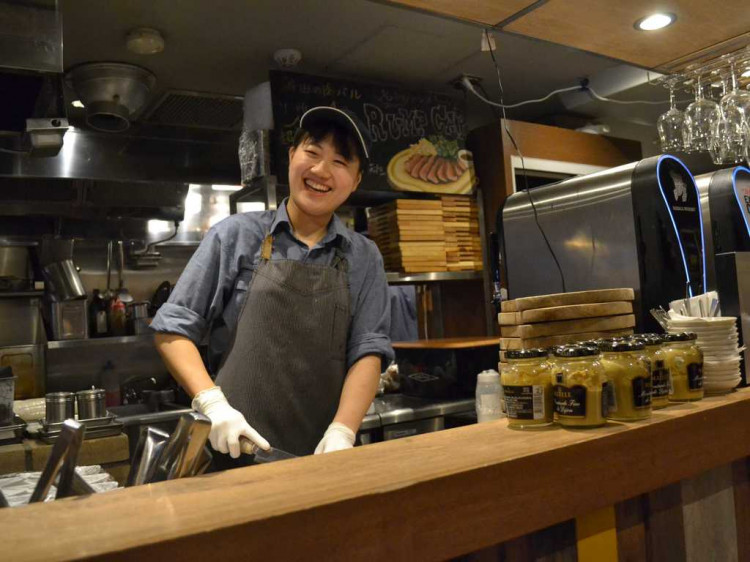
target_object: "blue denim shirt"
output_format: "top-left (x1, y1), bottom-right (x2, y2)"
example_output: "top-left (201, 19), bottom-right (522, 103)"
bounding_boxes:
top-left (150, 200), bottom-right (393, 372)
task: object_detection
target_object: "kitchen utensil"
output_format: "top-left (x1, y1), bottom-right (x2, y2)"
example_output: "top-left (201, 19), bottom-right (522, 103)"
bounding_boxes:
top-left (105, 241), bottom-right (113, 300)
top-left (116, 241), bottom-right (133, 304)
top-left (45, 391), bottom-right (75, 423)
top-left (43, 259), bottom-right (86, 301)
top-left (126, 301), bottom-right (150, 335)
top-left (126, 426), bottom-right (170, 487)
top-left (75, 388), bottom-right (106, 420)
top-left (49, 300), bottom-right (88, 340)
top-left (649, 308), bottom-right (669, 330)
top-left (193, 446), bottom-right (213, 476)
top-left (170, 412), bottom-right (211, 479)
top-left (149, 281), bottom-right (172, 317)
top-left (29, 419), bottom-right (85, 502)
top-left (251, 446), bottom-right (297, 464)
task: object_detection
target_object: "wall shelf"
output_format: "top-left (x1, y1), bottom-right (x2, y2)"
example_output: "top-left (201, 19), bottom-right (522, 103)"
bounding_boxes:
top-left (386, 271), bottom-right (482, 284)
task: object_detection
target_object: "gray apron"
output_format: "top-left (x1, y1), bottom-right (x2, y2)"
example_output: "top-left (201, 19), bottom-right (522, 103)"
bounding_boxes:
top-left (213, 232), bottom-right (351, 461)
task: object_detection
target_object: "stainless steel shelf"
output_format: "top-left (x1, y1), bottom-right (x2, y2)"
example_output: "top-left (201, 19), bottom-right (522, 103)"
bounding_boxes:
top-left (47, 334), bottom-right (153, 350)
top-left (385, 271), bottom-right (483, 284)
top-left (0, 291), bottom-right (44, 298)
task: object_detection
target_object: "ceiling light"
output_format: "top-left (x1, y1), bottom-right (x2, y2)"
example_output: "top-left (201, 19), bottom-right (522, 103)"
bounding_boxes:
top-left (634, 13), bottom-right (676, 31)
top-left (742, 69), bottom-right (750, 78)
top-left (126, 27), bottom-right (165, 55)
top-left (71, 100), bottom-right (84, 108)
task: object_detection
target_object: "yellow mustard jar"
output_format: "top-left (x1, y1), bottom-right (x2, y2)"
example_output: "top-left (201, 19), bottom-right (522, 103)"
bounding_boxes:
top-left (599, 339), bottom-right (652, 421)
top-left (632, 334), bottom-right (671, 409)
top-left (663, 332), bottom-right (704, 402)
top-left (501, 348), bottom-right (554, 429)
top-left (552, 345), bottom-right (610, 428)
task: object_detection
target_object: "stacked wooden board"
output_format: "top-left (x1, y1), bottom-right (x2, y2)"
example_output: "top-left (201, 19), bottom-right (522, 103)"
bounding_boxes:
top-left (368, 196), bottom-right (483, 274)
top-left (368, 200), bottom-right (447, 273)
top-left (498, 288), bottom-right (636, 356)
top-left (441, 195), bottom-right (482, 271)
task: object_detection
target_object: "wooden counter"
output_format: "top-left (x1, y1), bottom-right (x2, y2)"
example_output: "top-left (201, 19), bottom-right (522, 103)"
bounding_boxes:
top-left (6, 389), bottom-right (750, 561)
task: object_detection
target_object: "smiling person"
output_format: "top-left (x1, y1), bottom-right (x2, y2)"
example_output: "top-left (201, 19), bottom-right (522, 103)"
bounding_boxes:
top-left (151, 107), bottom-right (392, 468)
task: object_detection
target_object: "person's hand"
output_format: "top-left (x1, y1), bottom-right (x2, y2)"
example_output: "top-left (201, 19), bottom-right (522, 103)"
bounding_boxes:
top-left (192, 386), bottom-right (270, 458)
top-left (314, 422), bottom-right (356, 454)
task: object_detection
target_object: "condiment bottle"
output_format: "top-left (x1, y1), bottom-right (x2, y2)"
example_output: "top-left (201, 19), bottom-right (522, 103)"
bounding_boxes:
top-left (632, 334), bottom-right (671, 409)
top-left (552, 345), bottom-right (609, 428)
top-left (664, 332), bottom-right (704, 402)
top-left (501, 348), bottom-right (554, 429)
top-left (599, 339), bottom-right (652, 421)
top-left (89, 289), bottom-right (109, 338)
top-left (475, 369), bottom-right (504, 423)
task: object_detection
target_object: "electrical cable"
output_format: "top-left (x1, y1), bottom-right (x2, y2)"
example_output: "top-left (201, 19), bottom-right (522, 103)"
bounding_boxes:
top-left (481, 29), bottom-right (567, 293)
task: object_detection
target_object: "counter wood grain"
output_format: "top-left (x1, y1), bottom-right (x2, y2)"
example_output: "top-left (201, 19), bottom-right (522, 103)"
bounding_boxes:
top-left (6, 390), bottom-right (750, 561)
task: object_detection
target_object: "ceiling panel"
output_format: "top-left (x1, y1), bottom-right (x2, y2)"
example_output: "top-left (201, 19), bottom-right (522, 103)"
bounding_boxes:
top-left (504, 0), bottom-right (750, 69)
top-left (381, 0), bottom-right (537, 26)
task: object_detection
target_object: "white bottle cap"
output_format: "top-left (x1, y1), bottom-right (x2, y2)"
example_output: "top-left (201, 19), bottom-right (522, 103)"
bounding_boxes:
top-left (477, 370), bottom-right (500, 383)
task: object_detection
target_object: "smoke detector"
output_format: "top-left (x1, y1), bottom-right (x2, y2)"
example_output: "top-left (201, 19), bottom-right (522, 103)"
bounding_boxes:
top-left (126, 28), bottom-right (165, 55)
top-left (273, 48), bottom-right (302, 68)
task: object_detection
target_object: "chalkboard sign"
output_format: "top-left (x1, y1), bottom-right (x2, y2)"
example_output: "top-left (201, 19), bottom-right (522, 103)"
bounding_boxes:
top-left (269, 70), bottom-right (475, 194)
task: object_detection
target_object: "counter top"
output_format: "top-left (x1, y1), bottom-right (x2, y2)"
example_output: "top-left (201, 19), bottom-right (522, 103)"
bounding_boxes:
top-left (6, 389), bottom-right (750, 561)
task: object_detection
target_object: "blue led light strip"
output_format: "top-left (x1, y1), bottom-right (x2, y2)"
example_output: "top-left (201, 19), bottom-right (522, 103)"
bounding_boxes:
top-left (654, 155), bottom-right (706, 298)
top-left (731, 166), bottom-right (750, 239)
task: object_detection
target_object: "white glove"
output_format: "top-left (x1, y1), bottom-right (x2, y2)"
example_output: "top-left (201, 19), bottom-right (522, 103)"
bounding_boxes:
top-left (314, 422), bottom-right (356, 455)
top-left (192, 386), bottom-right (270, 458)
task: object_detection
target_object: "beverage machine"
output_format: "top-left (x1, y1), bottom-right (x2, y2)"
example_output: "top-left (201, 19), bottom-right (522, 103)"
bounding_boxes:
top-left (500, 155), bottom-right (706, 333)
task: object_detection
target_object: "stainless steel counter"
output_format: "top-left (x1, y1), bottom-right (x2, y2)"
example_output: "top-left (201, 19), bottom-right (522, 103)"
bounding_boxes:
top-left (360, 394), bottom-right (475, 431)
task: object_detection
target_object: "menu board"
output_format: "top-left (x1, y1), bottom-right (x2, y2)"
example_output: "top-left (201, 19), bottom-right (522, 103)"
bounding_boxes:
top-left (269, 70), bottom-right (475, 194)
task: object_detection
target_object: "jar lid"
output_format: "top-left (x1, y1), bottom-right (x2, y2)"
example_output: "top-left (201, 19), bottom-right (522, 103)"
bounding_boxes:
top-left (45, 391), bottom-right (74, 401)
top-left (505, 348), bottom-right (548, 359)
top-left (631, 333), bottom-right (664, 346)
top-left (598, 339), bottom-right (645, 352)
top-left (663, 332), bottom-right (697, 342)
top-left (553, 345), bottom-right (599, 358)
top-left (76, 388), bottom-right (105, 398)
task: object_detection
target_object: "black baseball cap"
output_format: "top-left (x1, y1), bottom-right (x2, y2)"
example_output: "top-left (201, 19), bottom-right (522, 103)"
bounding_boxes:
top-left (299, 106), bottom-right (371, 160)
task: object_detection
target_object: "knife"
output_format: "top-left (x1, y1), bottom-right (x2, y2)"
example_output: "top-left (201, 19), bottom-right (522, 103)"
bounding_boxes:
top-left (252, 447), bottom-right (297, 463)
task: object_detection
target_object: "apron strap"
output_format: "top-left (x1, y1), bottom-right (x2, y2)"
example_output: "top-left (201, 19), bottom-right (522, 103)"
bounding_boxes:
top-left (261, 234), bottom-right (274, 261)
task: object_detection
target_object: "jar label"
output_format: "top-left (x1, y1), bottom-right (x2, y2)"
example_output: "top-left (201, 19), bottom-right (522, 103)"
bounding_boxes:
top-left (688, 363), bottom-right (703, 390)
top-left (632, 376), bottom-right (652, 408)
top-left (554, 384), bottom-right (587, 418)
top-left (652, 361), bottom-right (670, 398)
top-left (504, 385), bottom-right (546, 420)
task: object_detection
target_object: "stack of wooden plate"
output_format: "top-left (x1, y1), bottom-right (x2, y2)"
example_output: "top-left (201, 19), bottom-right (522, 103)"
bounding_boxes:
top-left (368, 200), bottom-right (447, 273)
top-left (498, 288), bottom-right (636, 356)
top-left (441, 196), bottom-right (482, 271)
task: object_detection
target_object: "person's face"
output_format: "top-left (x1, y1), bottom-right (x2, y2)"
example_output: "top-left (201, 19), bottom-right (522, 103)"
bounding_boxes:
top-left (288, 134), bottom-right (362, 219)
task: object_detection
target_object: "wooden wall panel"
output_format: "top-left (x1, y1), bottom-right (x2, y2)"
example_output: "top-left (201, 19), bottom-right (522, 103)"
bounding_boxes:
top-left (382, 0), bottom-right (536, 26)
top-left (733, 458), bottom-right (750, 562)
top-left (504, 0), bottom-right (750, 69)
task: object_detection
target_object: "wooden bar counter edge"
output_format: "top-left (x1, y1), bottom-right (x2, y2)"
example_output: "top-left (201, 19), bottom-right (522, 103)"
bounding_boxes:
top-left (7, 389), bottom-right (750, 561)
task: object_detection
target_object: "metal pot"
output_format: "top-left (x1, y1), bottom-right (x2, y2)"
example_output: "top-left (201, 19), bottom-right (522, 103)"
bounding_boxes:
top-left (76, 388), bottom-right (106, 420)
top-left (45, 391), bottom-right (75, 423)
top-left (43, 259), bottom-right (86, 301)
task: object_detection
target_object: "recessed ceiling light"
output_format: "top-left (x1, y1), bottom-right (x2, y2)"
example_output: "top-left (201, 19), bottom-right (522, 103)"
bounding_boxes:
top-left (71, 100), bottom-right (84, 108)
top-left (742, 69), bottom-right (750, 78)
top-left (634, 13), bottom-right (676, 31)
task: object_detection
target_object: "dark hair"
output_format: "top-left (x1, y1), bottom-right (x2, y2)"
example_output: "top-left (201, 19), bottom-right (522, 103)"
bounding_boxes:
top-left (292, 121), bottom-right (367, 175)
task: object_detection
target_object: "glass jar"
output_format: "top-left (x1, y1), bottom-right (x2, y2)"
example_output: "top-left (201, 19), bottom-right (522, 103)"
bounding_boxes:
top-left (501, 348), bottom-right (554, 429)
top-left (552, 346), bottom-right (609, 428)
top-left (600, 339), bottom-right (652, 421)
top-left (664, 332), bottom-right (704, 402)
top-left (475, 369), bottom-right (504, 423)
top-left (633, 334), bottom-right (671, 409)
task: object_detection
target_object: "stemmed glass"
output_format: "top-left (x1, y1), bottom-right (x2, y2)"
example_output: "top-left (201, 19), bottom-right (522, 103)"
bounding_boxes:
top-left (683, 74), bottom-right (721, 152)
top-left (713, 65), bottom-right (750, 164)
top-left (657, 78), bottom-right (685, 153)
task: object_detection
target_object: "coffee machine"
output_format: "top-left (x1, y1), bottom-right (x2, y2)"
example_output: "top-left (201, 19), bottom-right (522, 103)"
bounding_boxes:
top-left (500, 154), bottom-right (706, 332)
top-left (695, 166), bottom-right (750, 290)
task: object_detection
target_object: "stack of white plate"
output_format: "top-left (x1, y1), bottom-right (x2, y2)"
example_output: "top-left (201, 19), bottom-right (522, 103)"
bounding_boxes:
top-left (667, 316), bottom-right (743, 394)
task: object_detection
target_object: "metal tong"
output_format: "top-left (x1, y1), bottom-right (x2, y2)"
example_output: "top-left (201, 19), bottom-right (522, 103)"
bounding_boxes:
top-left (150, 412), bottom-right (212, 482)
top-left (29, 419), bottom-right (85, 503)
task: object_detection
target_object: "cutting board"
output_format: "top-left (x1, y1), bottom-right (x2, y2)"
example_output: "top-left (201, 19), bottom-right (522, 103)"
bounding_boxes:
top-left (498, 301), bottom-right (634, 325)
top-left (501, 314), bottom-right (636, 339)
top-left (499, 329), bottom-right (634, 350)
top-left (392, 337), bottom-right (500, 349)
top-left (501, 288), bottom-right (635, 313)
